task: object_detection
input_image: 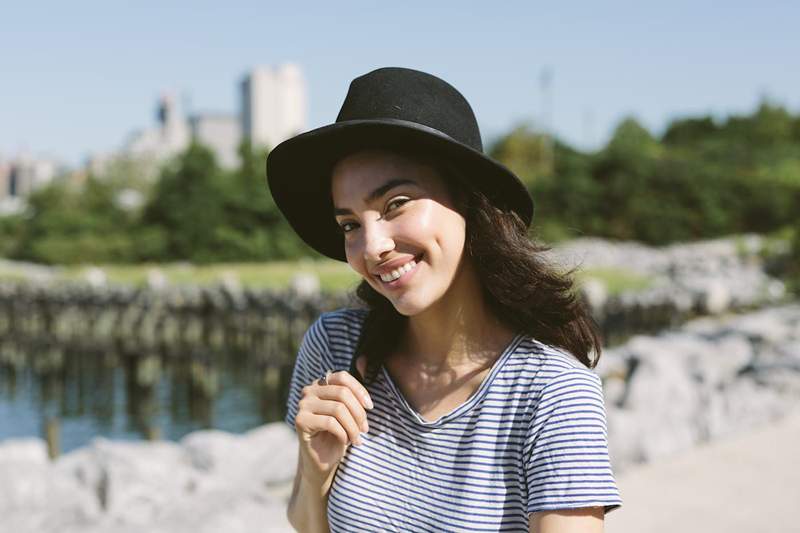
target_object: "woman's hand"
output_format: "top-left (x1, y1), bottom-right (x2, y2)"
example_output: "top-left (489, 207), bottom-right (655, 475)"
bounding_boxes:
top-left (295, 356), bottom-right (373, 484)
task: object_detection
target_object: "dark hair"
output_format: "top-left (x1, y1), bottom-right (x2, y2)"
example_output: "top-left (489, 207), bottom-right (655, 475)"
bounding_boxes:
top-left (347, 149), bottom-right (603, 385)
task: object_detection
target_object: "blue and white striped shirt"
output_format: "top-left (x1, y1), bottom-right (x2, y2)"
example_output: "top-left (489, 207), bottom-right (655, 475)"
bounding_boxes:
top-left (285, 308), bottom-right (622, 532)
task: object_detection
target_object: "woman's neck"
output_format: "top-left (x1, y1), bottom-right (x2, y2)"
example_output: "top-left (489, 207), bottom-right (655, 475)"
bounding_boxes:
top-left (403, 258), bottom-right (516, 375)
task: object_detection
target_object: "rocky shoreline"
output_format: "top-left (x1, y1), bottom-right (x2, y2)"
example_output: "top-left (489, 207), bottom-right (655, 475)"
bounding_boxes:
top-left (0, 234), bottom-right (791, 359)
top-left (2, 301), bottom-right (798, 532)
top-left (601, 302), bottom-right (800, 471)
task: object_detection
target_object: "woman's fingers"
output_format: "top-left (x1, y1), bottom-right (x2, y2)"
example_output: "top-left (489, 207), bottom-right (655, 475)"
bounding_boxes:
top-left (317, 384), bottom-right (369, 433)
top-left (305, 397), bottom-right (365, 446)
top-left (297, 369), bottom-right (374, 449)
top-left (326, 368), bottom-right (374, 411)
top-left (295, 409), bottom-right (350, 447)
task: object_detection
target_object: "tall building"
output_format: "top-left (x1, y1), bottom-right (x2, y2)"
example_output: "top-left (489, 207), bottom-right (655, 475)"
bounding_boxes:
top-left (241, 64), bottom-right (306, 151)
top-left (87, 63), bottom-right (307, 178)
top-left (0, 152), bottom-right (62, 215)
top-left (124, 92), bottom-right (191, 163)
top-left (189, 113), bottom-right (241, 169)
top-left (0, 154), bottom-right (58, 198)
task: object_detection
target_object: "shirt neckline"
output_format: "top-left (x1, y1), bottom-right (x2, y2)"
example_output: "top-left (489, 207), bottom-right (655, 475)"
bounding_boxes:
top-left (380, 332), bottom-right (525, 427)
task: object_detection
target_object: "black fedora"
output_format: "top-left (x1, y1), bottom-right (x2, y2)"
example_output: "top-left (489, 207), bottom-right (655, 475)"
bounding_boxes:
top-left (266, 66), bottom-right (534, 262)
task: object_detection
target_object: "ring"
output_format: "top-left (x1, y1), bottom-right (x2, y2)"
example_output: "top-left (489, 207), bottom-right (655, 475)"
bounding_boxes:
top-left (317, 369), bottom-right (333, 386)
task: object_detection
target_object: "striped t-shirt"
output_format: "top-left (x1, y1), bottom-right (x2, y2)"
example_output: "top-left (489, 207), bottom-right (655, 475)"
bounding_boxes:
top-left (285, 308), bottom-right (622, 532)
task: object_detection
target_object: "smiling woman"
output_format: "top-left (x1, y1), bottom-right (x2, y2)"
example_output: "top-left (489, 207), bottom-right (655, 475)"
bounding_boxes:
top-left (267, 67), bottom-right (622, 532)
top-left (331, 149), bottom-right (469, 318)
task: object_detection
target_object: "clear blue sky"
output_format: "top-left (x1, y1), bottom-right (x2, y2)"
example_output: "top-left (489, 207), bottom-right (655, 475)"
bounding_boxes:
top-left (2, 1), bottom-right (798, 167)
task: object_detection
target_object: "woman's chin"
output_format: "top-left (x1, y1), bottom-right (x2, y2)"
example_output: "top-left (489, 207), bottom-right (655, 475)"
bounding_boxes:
top-left (389, 295), bottom-right (428, 317)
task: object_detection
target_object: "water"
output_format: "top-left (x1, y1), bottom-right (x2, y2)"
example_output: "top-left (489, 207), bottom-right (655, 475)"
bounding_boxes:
top-left (0, 343), bottom-right (293, 454)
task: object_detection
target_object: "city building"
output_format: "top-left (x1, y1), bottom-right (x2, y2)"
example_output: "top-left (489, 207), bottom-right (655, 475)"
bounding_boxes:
top-left (189, 113), bottom-right (241, 170)
top-left (90, 63), bottom-right (306, 177)
top-left (0, 152), bottom-right (64, 215)
top-left (241, 64), bottom-right (307, 151)
top-left (51, 63), bottom-right (307, 180)
top-left (122, 92), bottom-right (191, 165)
top-left (2, 63), bottom-right (307, 213)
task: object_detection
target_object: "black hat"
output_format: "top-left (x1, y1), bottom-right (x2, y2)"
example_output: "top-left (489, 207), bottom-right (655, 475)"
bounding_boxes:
top-left (266, 67), bottom-right (534, 262)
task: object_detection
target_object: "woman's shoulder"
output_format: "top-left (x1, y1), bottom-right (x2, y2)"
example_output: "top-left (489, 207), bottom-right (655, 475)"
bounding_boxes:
top-left (317, 306), bottom-right (369, 333)
top-left (312, 307), bottom-right (369, 365)
top-left (510, 334), bottom-right (602, 389)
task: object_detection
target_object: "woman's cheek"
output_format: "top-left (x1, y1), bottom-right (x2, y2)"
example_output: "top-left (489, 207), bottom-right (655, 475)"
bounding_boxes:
top-left (409, 202), bottom-right (437, 234)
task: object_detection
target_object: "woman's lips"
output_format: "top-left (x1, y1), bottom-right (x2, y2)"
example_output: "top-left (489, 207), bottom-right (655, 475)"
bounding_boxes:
top-left (376, 253), bottom-right (424, 287)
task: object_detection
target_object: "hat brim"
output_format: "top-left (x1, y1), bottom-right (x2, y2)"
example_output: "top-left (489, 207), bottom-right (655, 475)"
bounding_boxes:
top-left (266, 118), bottom-right (534, 262)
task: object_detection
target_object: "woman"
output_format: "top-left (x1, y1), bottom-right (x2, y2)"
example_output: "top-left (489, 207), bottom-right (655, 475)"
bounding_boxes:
top-left (268, 67), bottom-right (622, 532)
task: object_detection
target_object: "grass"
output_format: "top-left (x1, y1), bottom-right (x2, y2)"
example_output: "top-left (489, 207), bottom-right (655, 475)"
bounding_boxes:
top-left (0, 259), bottom-right (360, 291)
top-left (57, 260), bottom-right (363, 292)
top-left (0, 260), bottom-right (655, 296)
top-left (573, 267), bottom-right (655, 296)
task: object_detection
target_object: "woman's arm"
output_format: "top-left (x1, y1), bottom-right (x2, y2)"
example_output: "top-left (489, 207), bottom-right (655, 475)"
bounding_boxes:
top-left (285, 353), bottom-right (372, 532)
top-left (529, 506), bottom-right (605, 533)
top-left (286, 449), bottom-right (337, 533)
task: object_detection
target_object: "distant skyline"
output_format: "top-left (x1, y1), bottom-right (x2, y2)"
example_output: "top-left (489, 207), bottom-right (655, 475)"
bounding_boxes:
top-left (2, 1), bottom-right (798, 167)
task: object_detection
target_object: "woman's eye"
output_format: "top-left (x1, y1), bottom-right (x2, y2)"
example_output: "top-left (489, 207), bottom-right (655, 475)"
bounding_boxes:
top-left (339, 221), bottom-right (358, 233)
top-left (337, 198), bottom-right (409, 234)
top-left (386, 197), bottom-right (410, 212)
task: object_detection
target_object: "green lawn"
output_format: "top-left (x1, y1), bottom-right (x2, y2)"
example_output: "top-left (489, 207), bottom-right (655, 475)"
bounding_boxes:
top-left (573, 267), bottom-right (654, 295)
top-left (58, 260), bottom-right (363, 292)
top-left (0, 259), bottom-right (653, 296)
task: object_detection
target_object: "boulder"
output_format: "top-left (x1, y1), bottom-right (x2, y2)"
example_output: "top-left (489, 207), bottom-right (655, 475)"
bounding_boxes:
top-left (0, 438), bottom-right (101, 531)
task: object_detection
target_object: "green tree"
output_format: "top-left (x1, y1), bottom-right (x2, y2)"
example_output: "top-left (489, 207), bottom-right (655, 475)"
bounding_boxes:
top-left (15, 177), bottom-right (137, 264)
top-left (0, 214), bottom-right (25, 257)
top-left (591, 117), bottom-right (663, 240)
top-left (213, 140), bottom-right (313, 260)
top-left (488, 123), bottom-right (553, 188)
top-left (662, 116), bottom-right (719, 146)
top-left (140, 143), bottom-right (228, 262)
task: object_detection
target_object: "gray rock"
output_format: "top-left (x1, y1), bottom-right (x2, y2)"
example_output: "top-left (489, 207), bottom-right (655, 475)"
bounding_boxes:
top-left (602, 303), bottom-right (800, 471)
top-left (0, 438), bottom-right (101, 532)
top-left (290, 272), bottom-right (320, 298)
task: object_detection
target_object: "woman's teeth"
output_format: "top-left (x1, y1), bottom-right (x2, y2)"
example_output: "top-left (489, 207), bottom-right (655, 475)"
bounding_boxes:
top-left (379, 259), bottom-right (416, 282)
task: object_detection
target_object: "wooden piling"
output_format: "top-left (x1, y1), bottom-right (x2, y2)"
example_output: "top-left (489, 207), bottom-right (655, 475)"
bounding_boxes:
top-left (44, 417), bottom-right (59, 459)
top-left (146, 425), bottom-right (161, 441)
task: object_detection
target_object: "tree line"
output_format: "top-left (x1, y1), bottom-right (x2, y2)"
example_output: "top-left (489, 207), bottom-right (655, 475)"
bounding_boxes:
top-left (1, 99), bottom-right (798, 279)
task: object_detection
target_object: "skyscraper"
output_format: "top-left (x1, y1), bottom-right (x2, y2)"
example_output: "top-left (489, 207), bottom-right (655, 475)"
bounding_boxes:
top-left (241, 64), bottom-right (306, 151)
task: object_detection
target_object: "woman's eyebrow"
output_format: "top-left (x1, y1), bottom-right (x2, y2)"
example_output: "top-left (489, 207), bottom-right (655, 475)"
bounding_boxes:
top-left (333, 178), bottom-right (417, 216)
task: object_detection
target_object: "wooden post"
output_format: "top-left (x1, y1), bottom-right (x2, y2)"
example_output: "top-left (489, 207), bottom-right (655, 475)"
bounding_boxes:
top-left (146, 425), bottom-right (161, 441)
top-left (44, 417), bottom-right (60, 459)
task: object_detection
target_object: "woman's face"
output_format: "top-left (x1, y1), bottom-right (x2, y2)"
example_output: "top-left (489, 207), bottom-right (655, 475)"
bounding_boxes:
top-left (331, 149), bottom-right (467, 316)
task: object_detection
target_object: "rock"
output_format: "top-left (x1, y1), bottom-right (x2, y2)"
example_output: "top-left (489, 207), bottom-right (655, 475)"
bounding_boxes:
top-left (614, 335), bottom-right (702, 462)
top-left (580, 277), bottom-right (608, 311)
top-left (0, 438), bottom-right (101, 531)
top-left (685, 333), bottom-right (753, 389)
top-left (700, 278), bottom-right (731, 314)
top-left (180, 423), bottom-right (297, 493)
top-left (289, 272), bottom-right (320, 298)
top-left (0, 437), bottom-right (48, 465)
top-left (599, 303), bottom-right (800, 471)
top-left (146, 268), bottom-right (169, 290)
top-left (242, 423), bottom-right (298, 488)
top-left (56, 437), bottom-right (202, 526)
top-left (83, 267), bottom-right (107, 288)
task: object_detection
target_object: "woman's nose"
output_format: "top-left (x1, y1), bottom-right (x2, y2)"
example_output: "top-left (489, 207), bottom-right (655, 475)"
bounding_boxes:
top-left (362, 219), bottom-right (394, 261)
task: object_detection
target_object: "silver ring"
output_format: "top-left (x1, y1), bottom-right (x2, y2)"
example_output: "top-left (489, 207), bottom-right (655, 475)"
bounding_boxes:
top-left (317, 369), bottom-right (333, 386)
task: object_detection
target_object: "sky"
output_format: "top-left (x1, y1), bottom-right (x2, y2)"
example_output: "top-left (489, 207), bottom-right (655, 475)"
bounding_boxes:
top-left (2, 1), bottom-right (798, 167)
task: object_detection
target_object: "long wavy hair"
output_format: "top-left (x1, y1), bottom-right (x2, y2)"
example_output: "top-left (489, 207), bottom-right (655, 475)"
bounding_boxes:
top-left (347, 148), bottom-right (603, 385)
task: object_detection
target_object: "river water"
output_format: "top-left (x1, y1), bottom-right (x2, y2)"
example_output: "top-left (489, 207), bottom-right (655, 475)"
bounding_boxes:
top-left (0, 344), bottom-right (293, 454)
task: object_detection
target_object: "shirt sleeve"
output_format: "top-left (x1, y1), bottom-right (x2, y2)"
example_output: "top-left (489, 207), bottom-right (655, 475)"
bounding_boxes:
top-left (284, 313), bottom-right (336, 433)
top-left (525, 366), bottom-right (623, 516)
